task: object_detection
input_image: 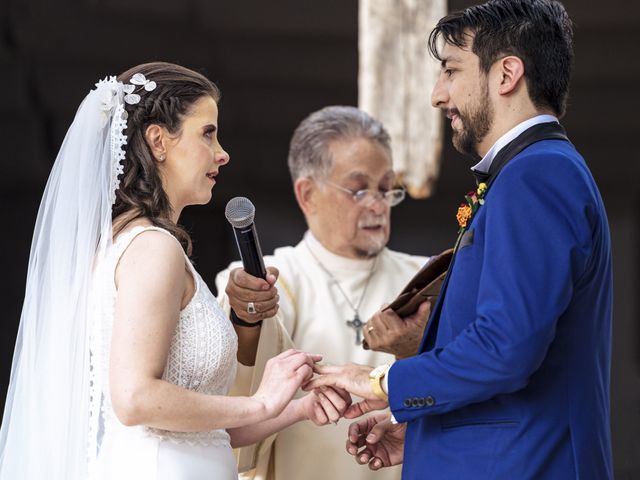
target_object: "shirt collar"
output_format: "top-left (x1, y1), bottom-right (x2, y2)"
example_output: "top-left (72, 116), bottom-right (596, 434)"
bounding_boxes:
top-left (471, 114), bottom-right (559, 174)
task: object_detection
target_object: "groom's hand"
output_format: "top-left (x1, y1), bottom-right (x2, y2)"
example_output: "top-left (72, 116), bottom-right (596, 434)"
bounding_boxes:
top-left (346, 413), bottom-right (405, 470)
top-left (303, 363), bottom-right (388, 417)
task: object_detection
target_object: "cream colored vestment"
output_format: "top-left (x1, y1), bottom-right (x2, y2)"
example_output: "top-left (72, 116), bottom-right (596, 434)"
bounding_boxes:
top-left (216, 232), bottom-right (429, 480)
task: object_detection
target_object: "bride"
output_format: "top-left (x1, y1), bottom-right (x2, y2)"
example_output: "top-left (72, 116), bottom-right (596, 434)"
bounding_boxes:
top-left (0, 62), bottom-right (350, 479)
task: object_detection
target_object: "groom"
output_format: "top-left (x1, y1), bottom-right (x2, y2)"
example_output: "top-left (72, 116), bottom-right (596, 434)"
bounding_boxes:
top-left (306, 0), bottom-right (614, 478)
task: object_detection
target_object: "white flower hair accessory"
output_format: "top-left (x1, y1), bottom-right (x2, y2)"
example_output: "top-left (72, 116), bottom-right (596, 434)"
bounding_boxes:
top-left (93, 73), bottom-right (156, 205)
top-left (94, 77), bottom-right (128, 205)
top-left (97, 78), bottom-right (127, 128)
top-left (123, 73), bottom-right (157, 105)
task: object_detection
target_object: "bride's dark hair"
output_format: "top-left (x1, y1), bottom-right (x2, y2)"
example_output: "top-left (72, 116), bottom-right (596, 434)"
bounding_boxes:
top-left (113, 61), bottom-right (221, 255)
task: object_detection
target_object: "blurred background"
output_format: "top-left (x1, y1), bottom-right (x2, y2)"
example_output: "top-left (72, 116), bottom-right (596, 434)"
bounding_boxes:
top-left (0, 0), bottom-right (638, 477)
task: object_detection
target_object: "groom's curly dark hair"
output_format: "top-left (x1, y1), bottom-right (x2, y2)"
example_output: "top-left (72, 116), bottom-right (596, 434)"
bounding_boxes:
top-left (428, 0), bottom-right (574, 117)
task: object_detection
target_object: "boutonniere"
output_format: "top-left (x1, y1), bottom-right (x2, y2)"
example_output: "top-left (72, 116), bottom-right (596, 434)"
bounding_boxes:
top-left (456, 182), bottom-right (487, 234)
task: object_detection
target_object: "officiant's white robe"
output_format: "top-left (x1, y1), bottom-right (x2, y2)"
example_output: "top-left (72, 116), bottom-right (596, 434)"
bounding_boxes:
top-left (216, 231), bottom-right (428, 480)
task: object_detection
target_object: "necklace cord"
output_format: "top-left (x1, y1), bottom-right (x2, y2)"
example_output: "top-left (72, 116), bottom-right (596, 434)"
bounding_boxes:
top-left (304, 240), bottom-right (378, 316)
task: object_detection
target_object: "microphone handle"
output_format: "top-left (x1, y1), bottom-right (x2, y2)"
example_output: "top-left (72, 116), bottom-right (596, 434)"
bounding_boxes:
top-left (233, 223), bottom-right (267, 280)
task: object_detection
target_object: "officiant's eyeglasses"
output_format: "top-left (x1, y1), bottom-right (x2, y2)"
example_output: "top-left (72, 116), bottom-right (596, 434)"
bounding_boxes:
top-left (325, 181), bottom-right (406, 207)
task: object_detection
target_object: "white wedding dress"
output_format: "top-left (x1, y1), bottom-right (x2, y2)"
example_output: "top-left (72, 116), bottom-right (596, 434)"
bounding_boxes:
top-left (88, 225), bottom-right (239, 480)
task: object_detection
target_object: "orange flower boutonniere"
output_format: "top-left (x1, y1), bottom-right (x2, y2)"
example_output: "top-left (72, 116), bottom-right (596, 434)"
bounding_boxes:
top-left (456, 182), bottom-right (487, 234)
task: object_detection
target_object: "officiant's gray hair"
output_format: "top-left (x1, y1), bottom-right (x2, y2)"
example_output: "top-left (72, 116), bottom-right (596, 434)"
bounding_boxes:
top-left (288, 106), bottom-right (392, 182)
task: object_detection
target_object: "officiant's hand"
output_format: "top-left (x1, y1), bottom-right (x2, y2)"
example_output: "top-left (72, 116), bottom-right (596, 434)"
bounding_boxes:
top-left (346, 413), bottom-right (405, 470)
top-left (364, 301), bottom-right (432, 359)
top-left (226, 266), bottom-right (280, 322)
top-left (302, 363), bottom-right (388, 418)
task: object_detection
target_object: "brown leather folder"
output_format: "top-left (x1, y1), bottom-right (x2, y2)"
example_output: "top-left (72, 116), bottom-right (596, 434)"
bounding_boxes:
top-left (361, 248), bottom-right (453, 350)
top-left (384, 248), bottom-right (453, 317)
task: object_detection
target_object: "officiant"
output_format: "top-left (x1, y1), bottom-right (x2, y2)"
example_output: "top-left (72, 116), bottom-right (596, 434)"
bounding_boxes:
top-left (215, 105), bottom-right (432, 480)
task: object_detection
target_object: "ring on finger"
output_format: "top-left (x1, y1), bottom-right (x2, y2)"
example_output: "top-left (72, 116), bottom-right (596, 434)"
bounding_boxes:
top-left (247, 301), bottom-right (257, 314)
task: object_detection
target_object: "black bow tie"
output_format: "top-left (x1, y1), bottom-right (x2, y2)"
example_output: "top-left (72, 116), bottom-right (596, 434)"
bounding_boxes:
top-left (471, 169), bottom-right (490, 186)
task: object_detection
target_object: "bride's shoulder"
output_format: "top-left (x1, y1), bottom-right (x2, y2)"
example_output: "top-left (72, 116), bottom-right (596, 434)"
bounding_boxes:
top-left (114, 218), bottom-right (179, 253)
top-left (112, 215), bottom-right (153, 240)
top-left (115, 225), bottom-right (185, 285)
top-left (127, 228), bottom-right (181, 255)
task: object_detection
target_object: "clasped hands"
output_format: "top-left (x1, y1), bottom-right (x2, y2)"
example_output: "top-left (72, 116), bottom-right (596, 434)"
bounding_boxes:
top-left (300, 362), bottom-right (403, 470)
top-left (256, 351), bottom-right (405, 469)
top-left (300, 303), bottom-right (432, 470)
top-left (228, 268), bottom-right (432, 466)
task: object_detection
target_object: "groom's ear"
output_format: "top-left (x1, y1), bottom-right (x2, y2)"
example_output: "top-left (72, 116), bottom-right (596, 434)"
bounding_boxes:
top-left (496, 55), bottom-right (526, 96)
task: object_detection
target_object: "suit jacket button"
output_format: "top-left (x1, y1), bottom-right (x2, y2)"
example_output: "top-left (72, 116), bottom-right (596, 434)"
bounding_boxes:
top-left (425, 396), bottom-right (435, 406)
top-left (411, 398), bottom-right (420, 407)
top-left (417, 398), bottom-right (426, 407)
top-left (403, 399), bottom-right (412, 407)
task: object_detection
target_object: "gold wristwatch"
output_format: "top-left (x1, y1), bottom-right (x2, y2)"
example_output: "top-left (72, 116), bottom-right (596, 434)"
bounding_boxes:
top-left (369, 364), bottom-right (390, 402)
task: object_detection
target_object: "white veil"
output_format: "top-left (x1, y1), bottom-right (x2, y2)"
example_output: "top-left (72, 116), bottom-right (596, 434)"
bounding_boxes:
top-left (0, 77), bottom-right (130, 478)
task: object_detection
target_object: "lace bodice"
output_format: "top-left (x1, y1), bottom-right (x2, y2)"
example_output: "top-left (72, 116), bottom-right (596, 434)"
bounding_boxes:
top-left (89, 226), bottom-right (238, 450)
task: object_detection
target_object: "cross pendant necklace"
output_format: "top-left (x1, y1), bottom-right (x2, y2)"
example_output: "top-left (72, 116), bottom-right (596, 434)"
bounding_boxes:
top-left (346, 312), bottom-right (365, 345)
top-left (305, 241), bottom-right (377, 345)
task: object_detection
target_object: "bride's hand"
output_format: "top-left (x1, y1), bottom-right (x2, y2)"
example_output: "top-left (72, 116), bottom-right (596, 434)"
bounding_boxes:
top-left (298, 387), bottom-right (353, 425)
top-left (251, 349), bottom-right (321, 418)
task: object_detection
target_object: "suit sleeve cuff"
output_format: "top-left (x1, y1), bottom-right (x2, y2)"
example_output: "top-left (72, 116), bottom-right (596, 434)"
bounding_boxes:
top-left (382, 368), bottom-right (399, 424)
top-left (388, 358), bottom-right (438, 423)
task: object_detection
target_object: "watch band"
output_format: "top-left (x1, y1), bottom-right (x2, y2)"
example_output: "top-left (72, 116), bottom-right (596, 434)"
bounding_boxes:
top-left (230, 309), bottom-right (263, 328)
top-left (369, 364), bottom-right (390, 402)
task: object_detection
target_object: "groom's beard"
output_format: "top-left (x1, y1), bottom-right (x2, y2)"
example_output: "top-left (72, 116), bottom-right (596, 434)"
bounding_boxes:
top-left (451, 82), bottom-right (494, 159)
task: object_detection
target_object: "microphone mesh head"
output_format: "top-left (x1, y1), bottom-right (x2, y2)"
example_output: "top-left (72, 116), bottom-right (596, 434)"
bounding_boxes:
top-left (225, 197), bottom-right (255, 228)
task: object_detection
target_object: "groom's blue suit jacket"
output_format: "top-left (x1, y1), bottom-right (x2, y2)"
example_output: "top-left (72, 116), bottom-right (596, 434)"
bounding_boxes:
top-left (388, 124), bottom-right (613, 479)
